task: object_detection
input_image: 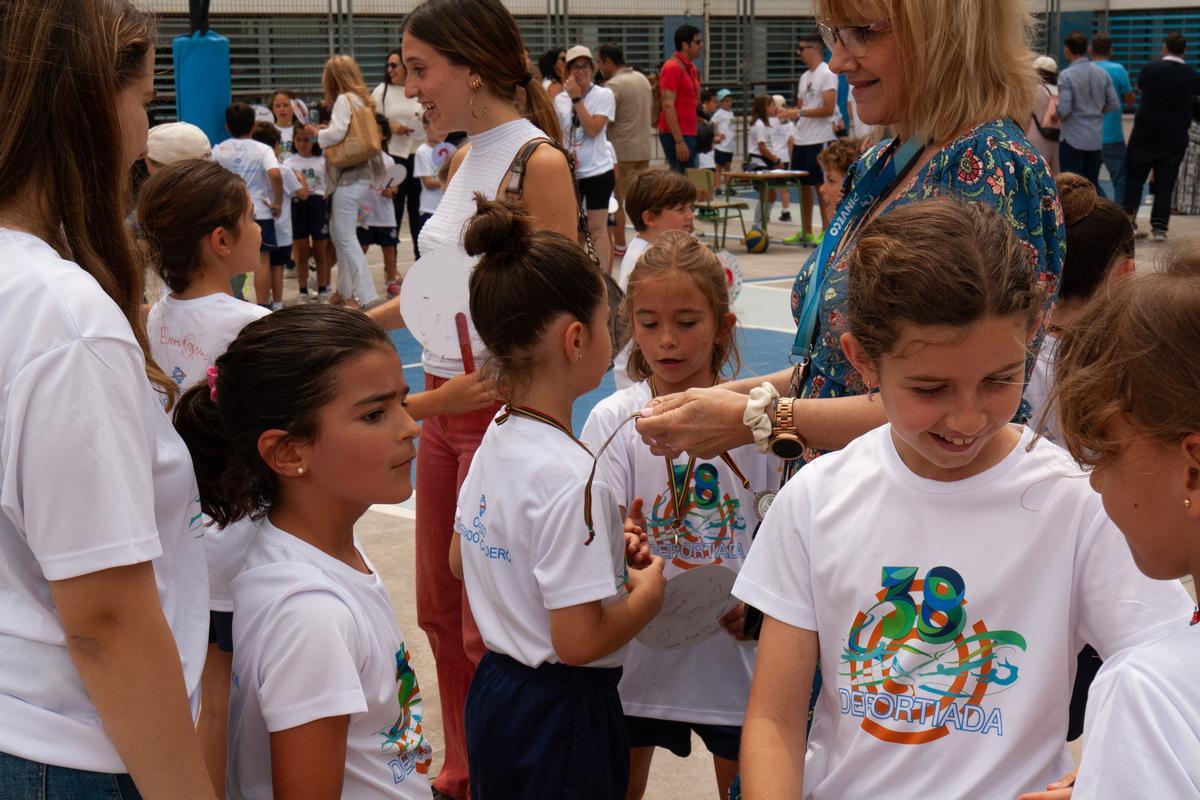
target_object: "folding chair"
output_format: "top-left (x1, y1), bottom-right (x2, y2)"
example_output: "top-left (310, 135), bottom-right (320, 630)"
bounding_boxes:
top-left (686, 168), bottom-right (749, 249)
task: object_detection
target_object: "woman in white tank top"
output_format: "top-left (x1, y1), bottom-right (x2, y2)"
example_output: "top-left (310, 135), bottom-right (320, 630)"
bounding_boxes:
top-left (366, 1), bottom-right (580, 797)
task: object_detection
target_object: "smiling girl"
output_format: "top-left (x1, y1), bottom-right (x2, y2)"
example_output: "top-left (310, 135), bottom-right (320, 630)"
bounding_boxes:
top-left (731, 198), bottom-right (1191, 799)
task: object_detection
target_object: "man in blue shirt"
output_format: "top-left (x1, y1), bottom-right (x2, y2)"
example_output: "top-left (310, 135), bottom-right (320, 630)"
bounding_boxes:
top-left (1091, 33), bottom-right (1135, 205)
top-left (1057, 31), bottom-right (1118, 194)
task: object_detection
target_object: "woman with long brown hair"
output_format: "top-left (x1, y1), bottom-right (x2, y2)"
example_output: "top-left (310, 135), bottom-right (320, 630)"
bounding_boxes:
top-left (372, 48), bottom-right (427, 258)
top-left (0, 1), bottom-right (212, 796)
top-left (317, 53), bottom-right (385, 308)
top-left (368, 1), bottom-right (580, 797)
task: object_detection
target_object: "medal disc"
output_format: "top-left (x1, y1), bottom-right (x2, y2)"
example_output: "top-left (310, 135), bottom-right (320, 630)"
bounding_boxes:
top-left (754, 490), bottom-right (776, 521)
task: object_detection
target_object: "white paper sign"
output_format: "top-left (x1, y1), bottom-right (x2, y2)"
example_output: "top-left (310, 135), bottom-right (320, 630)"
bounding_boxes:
top-left (398, 247), bottom-right (487, 363)
top-left (635, 564), bottom-right (738, 651)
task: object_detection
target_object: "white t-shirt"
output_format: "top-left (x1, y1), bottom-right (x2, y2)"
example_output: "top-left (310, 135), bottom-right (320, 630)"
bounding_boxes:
top-left (454, 412), bottom-right (628, 668)
top-left (555, 84), bottom-right (616, 179)
top-left (613, 234), bottom-right (653, 391)
top-left (276, 123), bottom-right (296, 158)
top-left (582, 382), bottom-right (777, 724)
top-left (286, 153), bottom-right (327, 197)
top-left (712, 107), bottom-right (735, 154)
top-left (749, 119), bottom-right (772, 163)
top-left (770, 118), bottom-right (795, 162)
top-left (360, 183), bottom-right (398, 230)
top-left (794, 62), bottom-right (839, 146)
top-left (413, 143), bottom-right (443, 217)
top-left (212, 137), bottom-right (281, 220)
top-left (1024, 333), bottom-right (1060, 445)
top-left (147, 292), bottom-right (268, 612)
top-left (227, 518), bottom-right (433, 799)
top-left (1072, 624), bottom-right (1200, 798)
top-left (0, 229), bottom-right (208, 772)
top-left (732, 424), bottom-right (1193, 799)
top-left (274, 166), bottom-right (303, 249)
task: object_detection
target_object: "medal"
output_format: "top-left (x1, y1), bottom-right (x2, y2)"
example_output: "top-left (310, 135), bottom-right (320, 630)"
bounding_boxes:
top-left (754, 489), bottom-right (776, 522)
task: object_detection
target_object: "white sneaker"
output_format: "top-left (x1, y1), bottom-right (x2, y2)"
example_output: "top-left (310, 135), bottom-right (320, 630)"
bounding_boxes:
top-left (1151, 229), bottom-right (1168, 243)
top-left (270, 302), bottom-right (284, 311)
top-left (296, 291), bottom-right (310, 304)
top-left (317, 289), bottom-right (333, 304)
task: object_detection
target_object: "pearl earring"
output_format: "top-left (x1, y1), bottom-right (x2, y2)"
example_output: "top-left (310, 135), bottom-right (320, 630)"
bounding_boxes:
top-left (297, 467), bottom-right (306, 476)
top-left (1186, 498), bottom-right (1193, 509)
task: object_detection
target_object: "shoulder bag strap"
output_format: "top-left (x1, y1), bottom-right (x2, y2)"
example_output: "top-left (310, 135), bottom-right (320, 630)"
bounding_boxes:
top-left (502, 136), bottom-right (599, 267)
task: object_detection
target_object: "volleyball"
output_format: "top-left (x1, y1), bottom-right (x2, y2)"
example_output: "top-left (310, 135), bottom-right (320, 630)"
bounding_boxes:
top-left (745, 227), bottom-right (769, 254)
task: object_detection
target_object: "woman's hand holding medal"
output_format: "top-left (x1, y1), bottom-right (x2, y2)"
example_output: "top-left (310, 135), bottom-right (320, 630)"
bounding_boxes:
top-left (636, 386), bottom-right (756, 459)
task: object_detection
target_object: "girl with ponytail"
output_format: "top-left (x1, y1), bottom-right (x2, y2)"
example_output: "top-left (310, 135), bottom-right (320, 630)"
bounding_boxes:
top-left (369, 4), bottom-right (584, 794)
top-left (175, 305), bottom-right (434, 799)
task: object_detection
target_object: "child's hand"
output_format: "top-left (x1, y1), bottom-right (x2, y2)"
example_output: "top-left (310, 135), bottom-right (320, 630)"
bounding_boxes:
top-left (623, 528), bottom-right (651, 569)
top-left (1016, 769), bottom-right (1076, 800)
top-left (626, 554), bottom-right (666, 612)
top-left (624, 496), bottom-right (647, 536)
top-left (436, 370), bottom-right (498, 415)
top-left (719, 602), bottom-right (752, 640)
top-left (382, 186), bottom-right (399, 199)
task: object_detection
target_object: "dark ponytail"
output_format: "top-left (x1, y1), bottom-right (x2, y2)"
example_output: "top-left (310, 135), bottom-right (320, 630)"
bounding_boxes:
top-left (173, 305), bottom-right (390, 526)
top-left (464, 195), bottom-right (604, 390)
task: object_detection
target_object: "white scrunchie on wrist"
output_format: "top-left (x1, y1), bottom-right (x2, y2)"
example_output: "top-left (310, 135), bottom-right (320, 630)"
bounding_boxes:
top-left (744, 382), bottom-right (780, 453)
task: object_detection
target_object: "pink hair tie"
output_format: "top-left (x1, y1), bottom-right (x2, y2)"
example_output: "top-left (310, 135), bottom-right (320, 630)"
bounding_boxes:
top-left (206, 365), bottom-right (219, 403)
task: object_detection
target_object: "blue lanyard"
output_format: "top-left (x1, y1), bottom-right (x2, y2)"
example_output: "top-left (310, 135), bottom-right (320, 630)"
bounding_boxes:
top-left (791, 137), bottom-right (924, 360)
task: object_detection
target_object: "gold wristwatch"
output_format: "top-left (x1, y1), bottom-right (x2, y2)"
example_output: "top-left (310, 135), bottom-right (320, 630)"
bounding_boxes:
top-left (769, 397), bottom-right (805, 459)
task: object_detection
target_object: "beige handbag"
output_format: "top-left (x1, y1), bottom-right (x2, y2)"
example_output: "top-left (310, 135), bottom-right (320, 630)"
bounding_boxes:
top-left (324, 96), bottom-right (381, 169)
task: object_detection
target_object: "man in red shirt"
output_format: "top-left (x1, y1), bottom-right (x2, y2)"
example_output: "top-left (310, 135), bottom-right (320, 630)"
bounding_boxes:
top-left (657, 24), bottom-right (703, 172)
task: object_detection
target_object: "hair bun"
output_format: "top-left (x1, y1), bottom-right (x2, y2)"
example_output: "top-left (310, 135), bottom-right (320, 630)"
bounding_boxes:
top-left (1056, 172), bottom-right (1098, 226)
top-left (462, 194), bottom-right (535, 262)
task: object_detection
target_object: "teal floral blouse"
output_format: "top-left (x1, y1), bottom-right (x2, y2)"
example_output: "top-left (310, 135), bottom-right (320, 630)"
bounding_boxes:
top-left (789, 118), bottom-right (1065, 459)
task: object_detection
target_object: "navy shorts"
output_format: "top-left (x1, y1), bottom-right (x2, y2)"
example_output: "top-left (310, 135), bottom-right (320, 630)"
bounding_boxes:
top-left (208, 611), bottom-right (233, 653)
top-left (579, 170), bottom-right (617, 212)
top-left (291, 194), bottom-right (329, 241)
top-left (268, 244), bottom-right (291, 268)
top-left (715, 150), bottom-right (734, 166)
top-left (256, 217), bottom-right (276, 251)
top-left (625, 715), bottom-right (741, 760)
top-left (465, 651), bottom-right (628, 799)
top-left (790, 142), bottom-right (827, 185)
top-left (356, 225), bottom-right (399, 247)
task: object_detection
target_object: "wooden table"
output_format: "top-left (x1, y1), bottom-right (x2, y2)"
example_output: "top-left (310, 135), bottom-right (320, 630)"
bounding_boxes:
top-left (725, 170), bottom-right (810, 235)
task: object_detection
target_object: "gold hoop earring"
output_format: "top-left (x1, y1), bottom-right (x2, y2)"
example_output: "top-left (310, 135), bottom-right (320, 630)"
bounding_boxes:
top-left (469, 89), bottom-right (488, 120)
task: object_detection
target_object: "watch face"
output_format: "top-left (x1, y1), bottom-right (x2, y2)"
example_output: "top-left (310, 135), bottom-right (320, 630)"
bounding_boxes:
top-left (754, 490), bottom-right (776, 520)
top-left (770, 434), bottom-right (805, 460)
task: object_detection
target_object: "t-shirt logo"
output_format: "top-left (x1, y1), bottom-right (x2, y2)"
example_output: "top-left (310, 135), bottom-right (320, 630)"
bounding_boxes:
top-left (646, 462), bottom-right (748, 569)
top-left (378, 646), bottom-right (433, 784)
top-left (839, 565), bottom-right (1027, 744)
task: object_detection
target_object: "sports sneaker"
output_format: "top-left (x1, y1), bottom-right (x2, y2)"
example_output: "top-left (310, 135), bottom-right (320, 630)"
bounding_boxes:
top-left (1151, 229), bottom-right (1168, 243)
top-left (387, 280), bottom-right (401, 297)
top-left (269, 302), bottom-right (284, 311)
top-left (778, 211), bottom-right (792, 222)
top-left (316, 289), bottom-right (333, 304)
top-left (296, 290), bottom-right (310, 304)
top-left (805, 231), bottom-right (824, 246)
top-left (782, 231), bottom-right (806, 245)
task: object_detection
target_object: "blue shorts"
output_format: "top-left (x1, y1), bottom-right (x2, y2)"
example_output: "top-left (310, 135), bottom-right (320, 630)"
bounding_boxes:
top-left (256, 217), bottom-right (277, 251)
top-left (356, 225), bottom-right (398, 247)
top-left (268, 244), bottom-right (291, 268)
top-left (790, 142), bottom-right (827, 185)
top-left (466, 651), bottom-right (628, 799)
top-left (624, 715), bottom-right (741, 760)
top-left (291, 194), bottom-right (329, 241)
top-left (715, 149), bottom-right (734, 166)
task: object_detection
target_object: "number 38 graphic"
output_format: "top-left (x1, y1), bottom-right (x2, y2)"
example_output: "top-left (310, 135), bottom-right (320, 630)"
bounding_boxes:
top-left (879, 566), bottom-right (967, 645)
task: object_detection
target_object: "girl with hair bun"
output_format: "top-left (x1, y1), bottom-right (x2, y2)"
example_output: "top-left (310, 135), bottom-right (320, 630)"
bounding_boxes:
top-left (174, 305), bottom-right (434, 799)
top-left (371, 3), bottom-right (584, 793)
top-left (1025, 172), bottom-right (1136, 443)
top-left (450, 197), bottom-right (665, 799)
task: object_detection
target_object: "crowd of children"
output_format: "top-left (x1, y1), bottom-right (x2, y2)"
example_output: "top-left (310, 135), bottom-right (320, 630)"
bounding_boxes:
top-left (8, 1), bottom-right (1200, 799)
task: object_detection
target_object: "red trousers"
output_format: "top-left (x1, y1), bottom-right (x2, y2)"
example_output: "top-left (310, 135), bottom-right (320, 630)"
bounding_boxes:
top-left (415, 373), bottom-right (496, 799)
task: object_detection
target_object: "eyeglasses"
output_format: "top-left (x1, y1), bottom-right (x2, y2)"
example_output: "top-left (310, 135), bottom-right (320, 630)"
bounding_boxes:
top-left (386, 62), bottom-right (401, 69)
top-left (817, 20), bottom-right (889, 57)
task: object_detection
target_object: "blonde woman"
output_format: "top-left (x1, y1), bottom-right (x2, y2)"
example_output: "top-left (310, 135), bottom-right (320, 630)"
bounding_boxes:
top-left (318, 54), bottom-right (385, 307)
top-left (638, 0), bottom-right (1064, 460)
